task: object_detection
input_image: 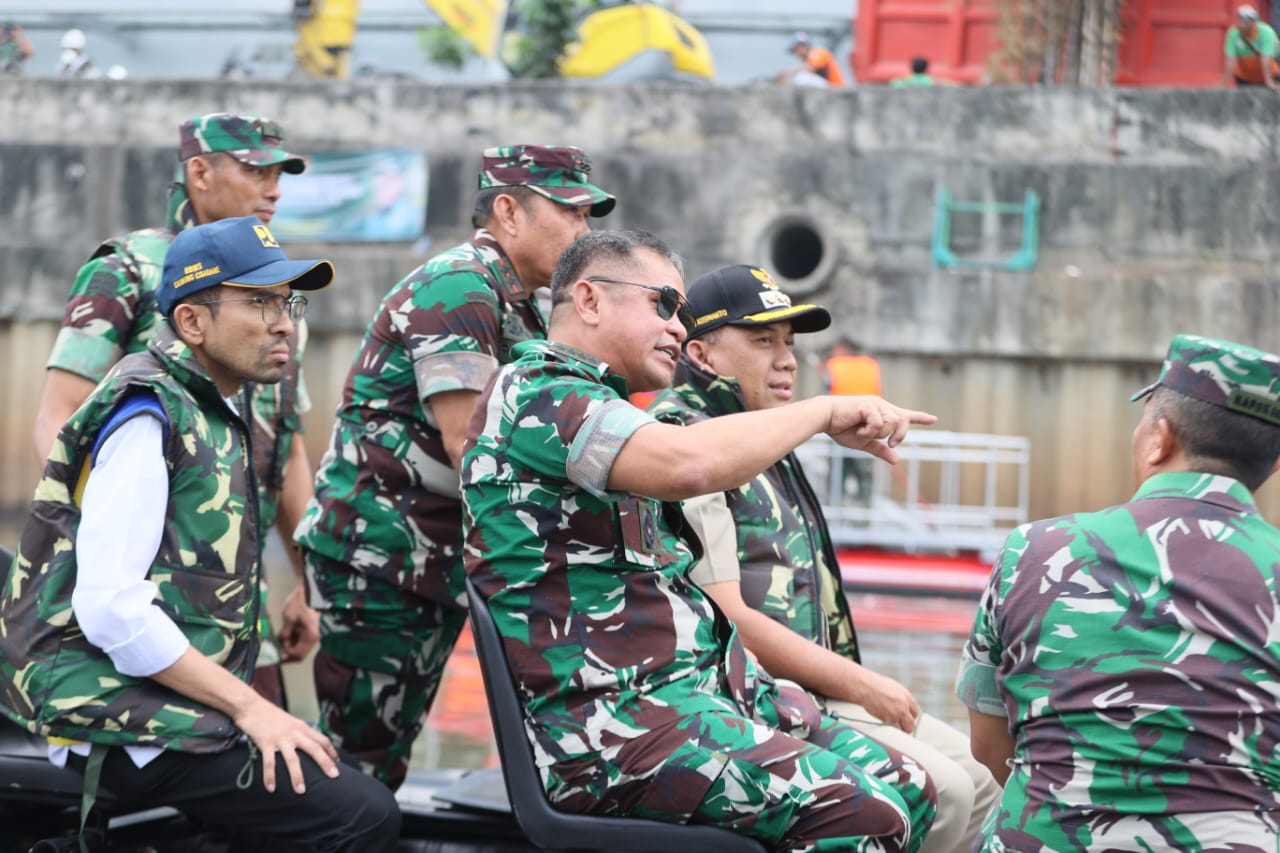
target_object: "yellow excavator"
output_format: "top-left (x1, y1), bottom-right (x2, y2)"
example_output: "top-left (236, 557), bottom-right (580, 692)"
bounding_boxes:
top-left (292, 0), bottom-right (714, 82)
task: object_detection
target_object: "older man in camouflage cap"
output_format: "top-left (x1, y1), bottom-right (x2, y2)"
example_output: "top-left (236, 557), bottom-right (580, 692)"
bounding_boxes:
top-left (33, 111), bottom-right (319, 711)
top-left (959, 333), bottom-right (1280, 851)
top-left (295, 143), bottom-right (615, 789)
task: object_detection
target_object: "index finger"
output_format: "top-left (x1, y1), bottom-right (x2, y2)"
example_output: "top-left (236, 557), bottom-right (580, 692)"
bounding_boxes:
top-left (886, 408), bottom-right (938, 448)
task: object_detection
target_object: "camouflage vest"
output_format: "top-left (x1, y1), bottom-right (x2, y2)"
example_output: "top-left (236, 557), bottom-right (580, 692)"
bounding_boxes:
top-left (0, 324), bottom-right (261, 752)
top-left (97, 219), bottom-right (301, 525)
top-left (92, 227), bottom-right (173, 313)
top-left (651, 360), bottom-right (861, 662)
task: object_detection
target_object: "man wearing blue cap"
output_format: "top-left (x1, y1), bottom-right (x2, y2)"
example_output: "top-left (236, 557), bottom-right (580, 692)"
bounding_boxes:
top-left (34, 112), bottom-right (320, 710)
top-left (0, 217), bottom-right (399, 850)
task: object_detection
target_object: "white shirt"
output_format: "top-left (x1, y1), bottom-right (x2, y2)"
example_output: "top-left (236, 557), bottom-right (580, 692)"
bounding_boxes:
top-left (49, 398), bottom-right (240, 768)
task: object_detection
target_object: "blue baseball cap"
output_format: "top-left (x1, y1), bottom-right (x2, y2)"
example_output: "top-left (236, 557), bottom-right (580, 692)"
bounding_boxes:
top-left (158, 216), bottom-right (333, 317)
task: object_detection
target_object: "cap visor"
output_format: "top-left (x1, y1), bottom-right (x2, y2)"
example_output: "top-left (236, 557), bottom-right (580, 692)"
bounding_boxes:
top-left (225, 259), bottom-right (334, 292)
top-left (1130, 382), bottom-right (1157, 402)
top-left (737, 304), bottom-right (832, 334)
top-left (531, 184), bottom-right (617, 218)
top-left (234, 149), bottom-right (308, 175)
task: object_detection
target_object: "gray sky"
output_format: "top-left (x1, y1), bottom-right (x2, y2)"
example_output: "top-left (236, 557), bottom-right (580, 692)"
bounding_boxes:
top-left (7, 1), bottom-right (855, 84)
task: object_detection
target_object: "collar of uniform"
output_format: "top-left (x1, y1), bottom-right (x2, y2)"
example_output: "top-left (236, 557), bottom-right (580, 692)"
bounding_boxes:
top-left (1131, 470), bottom-right (1256, 514)
top-left (166, 181), bottom-right (201, 233)
top-left (523, 339), bottom-right (631, 397)
top-left (471, 228), bottom-right (526, 302)
top-left (670, 356), bottom-right (748, 417)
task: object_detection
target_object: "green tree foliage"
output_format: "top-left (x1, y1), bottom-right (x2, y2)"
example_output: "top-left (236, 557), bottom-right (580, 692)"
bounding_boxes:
top-left (418, 24), bottom-right (475, 72)
top-left (506, 0), bottom-right (598, 79)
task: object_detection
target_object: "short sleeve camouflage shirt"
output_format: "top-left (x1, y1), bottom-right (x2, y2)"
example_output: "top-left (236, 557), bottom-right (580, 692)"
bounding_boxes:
top-left (461, 342), bottom-right (783, 793)
top-left (958, 471), bottom-right (1280, 850)
top-left (295, 232), bottom-right (545, 604)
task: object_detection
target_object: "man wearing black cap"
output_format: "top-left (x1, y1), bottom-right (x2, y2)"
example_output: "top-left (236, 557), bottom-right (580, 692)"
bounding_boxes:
top-left (33, 112), bottom-right (319, 709)
top-left (294, 143), bottom-right (616, 789)
top-left (0, 217), bottom-right (399, 850)
top-left (650, 264), bottom-right (999, 853)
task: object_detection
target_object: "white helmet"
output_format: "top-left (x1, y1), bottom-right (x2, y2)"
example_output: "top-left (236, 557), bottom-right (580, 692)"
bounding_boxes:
top-left (60, 28), bottom-right (86, 51)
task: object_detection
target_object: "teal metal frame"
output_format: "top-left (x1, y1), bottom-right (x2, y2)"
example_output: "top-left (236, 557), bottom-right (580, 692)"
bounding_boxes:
top-left (931, 188), bottom-right (1040, 271)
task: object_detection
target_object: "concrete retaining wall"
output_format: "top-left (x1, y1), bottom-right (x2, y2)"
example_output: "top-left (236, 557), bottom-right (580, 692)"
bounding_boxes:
top-left (1, 79), bottom-right (1277, 523)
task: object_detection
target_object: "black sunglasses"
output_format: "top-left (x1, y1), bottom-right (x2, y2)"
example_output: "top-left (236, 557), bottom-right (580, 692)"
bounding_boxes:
top-left (585, 277), bottom-right (695, 332)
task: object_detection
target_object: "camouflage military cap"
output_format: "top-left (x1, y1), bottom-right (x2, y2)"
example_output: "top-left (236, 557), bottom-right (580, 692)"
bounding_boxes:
top-left (686, 265), bottom-right (831, 340)
top-left (178, 112), bottom-right (307, 174)
top-left (1132, 333), bottom-right (1280, 426)
top-left (477, 144), bottom-right (615, 217)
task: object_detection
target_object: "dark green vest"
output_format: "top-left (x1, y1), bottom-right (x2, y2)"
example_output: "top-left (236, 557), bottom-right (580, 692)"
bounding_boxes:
top-left (0, 324), bottom-right (261, 752)
top-left (651, 360), bottom-right (861, 662)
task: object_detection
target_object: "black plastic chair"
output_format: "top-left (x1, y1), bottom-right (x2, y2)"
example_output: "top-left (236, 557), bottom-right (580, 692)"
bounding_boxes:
top-left (0, 543), bottom-right (199, 851)
top-left (465, 577), bottom-right (766, 853)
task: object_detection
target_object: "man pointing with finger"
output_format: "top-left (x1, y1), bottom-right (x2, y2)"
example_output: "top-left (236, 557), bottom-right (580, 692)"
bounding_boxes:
top-left (462, 231), bottom-right (940, 851)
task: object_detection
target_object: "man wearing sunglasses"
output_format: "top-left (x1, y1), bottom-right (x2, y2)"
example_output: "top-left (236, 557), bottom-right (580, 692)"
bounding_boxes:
top-left (461, 230), bottom-right (940, 851)
top-left (649, 265), bottom-right (999, 853)
top-left (294, 144), bottom-right (615, 789)
top-left (33, 112), bottom-right (319, 709)
top-left (0, 217), bottom-right (401, 850)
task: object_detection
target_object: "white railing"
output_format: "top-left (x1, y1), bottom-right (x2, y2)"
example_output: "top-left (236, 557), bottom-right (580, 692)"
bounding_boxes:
top-left (795, 430), bottom-right (1031, 560)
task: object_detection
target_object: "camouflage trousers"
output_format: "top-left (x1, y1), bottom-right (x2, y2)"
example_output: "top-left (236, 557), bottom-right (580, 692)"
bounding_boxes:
top-left (304, 550), bottom-right (467, 791)
top-left (979, 802), bottom-right (1280, 852)
top-left (552, 708), bottom-right (937, 852)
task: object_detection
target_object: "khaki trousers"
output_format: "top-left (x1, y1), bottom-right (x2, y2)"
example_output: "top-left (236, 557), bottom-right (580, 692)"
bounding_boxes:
top-left (826, 700), bottom-right (1001, 853)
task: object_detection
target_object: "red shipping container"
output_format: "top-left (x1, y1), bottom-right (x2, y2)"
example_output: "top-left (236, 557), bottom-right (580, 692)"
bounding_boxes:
top-left (852, 0), bottom-right (1259, 87)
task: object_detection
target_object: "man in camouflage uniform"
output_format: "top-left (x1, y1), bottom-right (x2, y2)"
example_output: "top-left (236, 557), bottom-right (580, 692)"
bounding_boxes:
top-left (33, 112), bottom-right (320, 707)
top-left (0, 217), bottom-right (399, 850)
top-left (957, 333), bottom-right (1280, 851)
top-left (650, 265), bottom-right (999, 853)
top-left (462, 230), bottom-right (940, 851)
top-left (294, 144), bottom-right (615, 789)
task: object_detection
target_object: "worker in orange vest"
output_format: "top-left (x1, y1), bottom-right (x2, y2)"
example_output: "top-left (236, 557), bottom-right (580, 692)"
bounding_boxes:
top-left (778, 31), bottom-right (846, 87)
top-left (826, 338), bottom-right (882, 500)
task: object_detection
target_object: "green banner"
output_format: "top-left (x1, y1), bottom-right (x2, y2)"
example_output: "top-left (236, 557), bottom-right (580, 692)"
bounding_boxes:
top-left (273, 148), bottom-right (428, 242)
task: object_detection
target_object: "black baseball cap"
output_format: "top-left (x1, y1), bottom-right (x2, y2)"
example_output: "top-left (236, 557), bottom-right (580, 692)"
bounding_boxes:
top-left (686, 265), bottom-right (831, 340)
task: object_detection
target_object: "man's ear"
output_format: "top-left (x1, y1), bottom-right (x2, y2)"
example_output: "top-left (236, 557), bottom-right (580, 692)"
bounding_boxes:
top-left (185, 155), bottom-right (214, 192)
top-left (685, 337), bottom-right (712, 370)
top-left (1146, 416), bottom-right (1179, 468)
top-left (170, 303), bottom-right (208, 347)
top-left (571, 278), bottom-right (605, 328)
top-left (489, 192), bottom-right (524, 238)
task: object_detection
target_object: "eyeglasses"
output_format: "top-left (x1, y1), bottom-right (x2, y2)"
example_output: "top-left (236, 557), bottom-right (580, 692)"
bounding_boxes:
top-left (585, 277), bottom-right (694, 333)
top-left (193, 293), bottom-right (308, 324)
